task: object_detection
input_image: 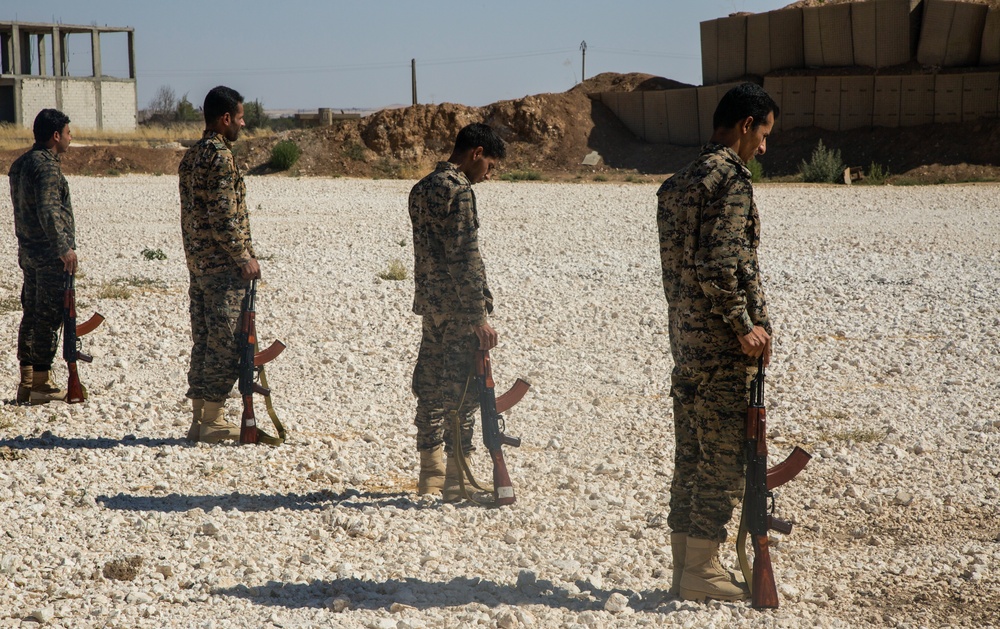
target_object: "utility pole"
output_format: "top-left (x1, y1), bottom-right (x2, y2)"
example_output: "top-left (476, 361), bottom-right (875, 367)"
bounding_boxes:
top-left (411, 58), bottom-right (417, 105)
top-left (580, 41), bottom-right (587, 83)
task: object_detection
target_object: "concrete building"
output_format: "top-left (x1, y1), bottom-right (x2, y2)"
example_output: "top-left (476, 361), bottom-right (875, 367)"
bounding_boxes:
top-left (0, 21), bottom-right (137, 131)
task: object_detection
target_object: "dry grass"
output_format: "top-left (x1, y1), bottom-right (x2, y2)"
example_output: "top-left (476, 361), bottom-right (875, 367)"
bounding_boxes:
top-left (0, 123), bottom-right (273, 150)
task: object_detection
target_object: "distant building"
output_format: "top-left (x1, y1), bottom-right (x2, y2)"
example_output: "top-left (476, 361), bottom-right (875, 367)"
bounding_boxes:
top-left (0, 21), bottom-right (137, 130)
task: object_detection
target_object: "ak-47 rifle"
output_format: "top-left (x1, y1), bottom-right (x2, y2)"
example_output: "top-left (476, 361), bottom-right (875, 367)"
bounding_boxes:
top-left (63, 272), bottom-right (104, 404)
top-left (237, 279), bottom-right (286, 445)
top-left (737, 356), bottom-right (812, 609)
top-left (474, 349), bottom-right (530, 506)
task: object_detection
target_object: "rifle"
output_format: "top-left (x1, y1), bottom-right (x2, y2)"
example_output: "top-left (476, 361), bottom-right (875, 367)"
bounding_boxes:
top-left (237, 279), bottom-right (286, 445)
top-left (63, 272), bottom-right (104, 404)
top-left (473, 350), bottom-right (529, 506)
top-left (737, 356), bottom-right (812, 609)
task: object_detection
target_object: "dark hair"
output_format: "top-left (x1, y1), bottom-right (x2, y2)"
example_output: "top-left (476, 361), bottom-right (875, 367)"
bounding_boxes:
top-left (713, 82), bottom-right (780, 130)
top-left (33, 109), bottom-right (71, 144)
top-left (203, 86), bottom-right (244, 124)
top-left (454, 123), bottom-right (506, 159)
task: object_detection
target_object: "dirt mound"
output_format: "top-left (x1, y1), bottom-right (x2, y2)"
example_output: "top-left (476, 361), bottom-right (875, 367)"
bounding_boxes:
top-left (4, 71), bottom-right (1000, 184)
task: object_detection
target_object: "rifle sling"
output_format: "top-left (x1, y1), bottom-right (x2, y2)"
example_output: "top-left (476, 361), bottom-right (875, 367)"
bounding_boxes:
top-left (448, 368), bottom-right (495, 506)
top-left (253, 347), bottom-right (286, 446)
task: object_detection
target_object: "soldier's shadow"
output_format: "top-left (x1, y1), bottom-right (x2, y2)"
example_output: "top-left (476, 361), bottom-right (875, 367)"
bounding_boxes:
top-left (97, 488), bottom-right (434, 513)
top-left (216, 575), bottom-right (677, 613)
top-left (0, 431), bottom-right (186, 450)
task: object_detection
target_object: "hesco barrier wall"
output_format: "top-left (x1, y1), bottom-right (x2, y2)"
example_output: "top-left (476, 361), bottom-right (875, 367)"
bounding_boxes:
top-left (596, 72), bottom-right (1000, 144)
top-left (701, 0), bottom-right (1000, 84)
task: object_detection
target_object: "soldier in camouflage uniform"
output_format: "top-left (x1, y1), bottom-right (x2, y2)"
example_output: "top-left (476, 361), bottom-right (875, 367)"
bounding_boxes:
top-left (408, 123), bottom-right (506, 501)
top-left (9, 109), bottom-right (77, 405)
top-left (656, 82), bottom-right (778, 602)
top-left (178, 86), bottom-right (260, 443)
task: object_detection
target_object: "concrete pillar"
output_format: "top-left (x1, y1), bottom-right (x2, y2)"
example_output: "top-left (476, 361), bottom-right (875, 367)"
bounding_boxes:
top-left (127, 30), bottom-right (135, 79)
top-left (1, 30), bottom-right (11, 74)
top-left (38, 34), bottom-right (47, 76)
top-left (19, 28), bottom-right (32, 74)
top-left (59, 30), bottom-right (69, 76)
top-left (11, 24), bottom-right (21, 75)
top-left (91, 28), bottom-right (101, 77)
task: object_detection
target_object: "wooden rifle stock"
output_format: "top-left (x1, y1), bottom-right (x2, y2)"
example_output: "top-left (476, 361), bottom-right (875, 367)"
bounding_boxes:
top-left (751, 534), bottom-right (779, 609)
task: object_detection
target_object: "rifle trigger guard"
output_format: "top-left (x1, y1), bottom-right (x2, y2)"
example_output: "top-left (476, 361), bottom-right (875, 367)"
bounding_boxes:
top-left (767, 491), bottom-right (776, 515)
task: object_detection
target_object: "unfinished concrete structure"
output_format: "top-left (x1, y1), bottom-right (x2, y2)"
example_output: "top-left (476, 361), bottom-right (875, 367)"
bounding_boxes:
top-left (0, 21), bottom-right (137, 130)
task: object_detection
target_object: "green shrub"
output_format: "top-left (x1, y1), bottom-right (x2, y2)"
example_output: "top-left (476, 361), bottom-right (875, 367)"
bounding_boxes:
top-left (499, 169), bottom-right (543, 182)
top-left (141, 247), bottom-right (167, 261)
top-left (592, 174), bottom-right (608, 182)
top-left (866, 162), bottom-right (889, 185)
top-left (269, 140), bottom-right (301, 171)
top-left (799, 140), bottom-right (844, 183)
top-left (747, 159), bottom-right (764, 183)
top-left (377, 258), bottom-right (408, 281)
top-left (343, 142), bottom-right (365, 161)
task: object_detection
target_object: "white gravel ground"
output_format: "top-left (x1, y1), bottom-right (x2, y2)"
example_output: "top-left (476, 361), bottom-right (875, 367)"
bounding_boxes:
top-left (0, 175), bottom-right (998, 628)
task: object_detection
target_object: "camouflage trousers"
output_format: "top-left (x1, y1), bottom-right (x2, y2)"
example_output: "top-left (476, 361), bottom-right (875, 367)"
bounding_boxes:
top-left (412, 314), bottom-right (480, 455)
top-left (667, 362), bottom-right (755, 542)
top-left (186, 269), bottom-right (247, 403)
top-left (17, 252), bottom-right (64, 370)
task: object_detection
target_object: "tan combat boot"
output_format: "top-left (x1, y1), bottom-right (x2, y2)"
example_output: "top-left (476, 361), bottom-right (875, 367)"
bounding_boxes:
top-left (669, 532), bottom-right (687, 596)
top-left (198, 400), bottom-right (240, 443)
top-left (417, 444), bottom-right (446, 495)
top-left (30, 369), bottom-right (66, 404)
top-left (16, 366), bottom-right (32, 405)
top-left (186, 399), bottom-right (205, 443)
top-left (679, 537), bottom-right (749, 602)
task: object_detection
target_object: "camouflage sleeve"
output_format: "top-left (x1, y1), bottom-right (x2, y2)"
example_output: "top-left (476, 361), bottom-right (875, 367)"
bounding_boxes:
top-left (204, 151), bottom-right (252, 263)
top-left (695, 176), bottom-right (755, 337)
top-left (442, 186), bottom-right (489, 325)
top-left (33, 162), bottom-right (73, 255)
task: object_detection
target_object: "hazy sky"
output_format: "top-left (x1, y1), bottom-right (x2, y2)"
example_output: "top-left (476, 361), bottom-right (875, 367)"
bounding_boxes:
top-left (7, 0), bottom-right (794, 111)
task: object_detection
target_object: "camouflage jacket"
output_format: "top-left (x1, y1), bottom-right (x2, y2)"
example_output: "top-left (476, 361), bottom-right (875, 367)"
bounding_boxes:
top-left (657, 143), bottom-right (770, 368)
top-left (178, 131), bottom-right (254, 276)
top-left (409, 161), bottom-right (493, 324)
top-left (9, 144), bottom-right (75, 260)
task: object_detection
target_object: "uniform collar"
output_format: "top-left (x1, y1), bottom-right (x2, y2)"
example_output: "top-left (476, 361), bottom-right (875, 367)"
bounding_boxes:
top-left (436, 160), bottom-right (471, 185)
top-left (202, 129), bottom-right (232, 150)
top-left (31, 143), bottom-right (60, 162)
top-left (704, 142), bottom-right (751, 178)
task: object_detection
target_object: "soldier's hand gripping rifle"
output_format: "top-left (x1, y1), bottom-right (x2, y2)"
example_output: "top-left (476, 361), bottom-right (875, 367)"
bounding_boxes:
top-left (237, 279), bottom-right (286, 445)
top-left (63, 272), bottom-right (104, 404)
top-left (737, 356), bottom-right (812, 609)
top-left (474, 349), bottom-right (530, 506)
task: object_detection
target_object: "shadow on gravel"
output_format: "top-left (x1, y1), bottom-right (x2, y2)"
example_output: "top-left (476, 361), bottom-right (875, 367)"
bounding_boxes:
top-left (0, 431), bottom-right (187, 450)
top-left (217, 575), bottom-right (681, 615)
top-left (97, 488), bottom-right (438, 513)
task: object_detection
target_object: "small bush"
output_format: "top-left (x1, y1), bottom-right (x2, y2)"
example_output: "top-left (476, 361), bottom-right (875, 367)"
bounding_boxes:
top-left (499, 169), bottom-right (543, 182)
top-left (377, 259), bottom-right (408, 281)
top-left (799, 140), bottom-right (844, 183)
top-left (592, 174), bottom-right (608, 182)
top-left (269, 140), bottom-right (301, 171)
top-left (141, 247), bottom-right (167, 260)
top-left (866, 162), bottom-right (889, 185)
top-left (343, 142), bottom-right (366, 161)
top-left (98, 284), bottom-right (132, 300)
top-left (624, 174), bottom-right (649, 184)
top-left (747, 159), bottom-right (764, 183)
top-left (372, 157), bottom-right (405, 179)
